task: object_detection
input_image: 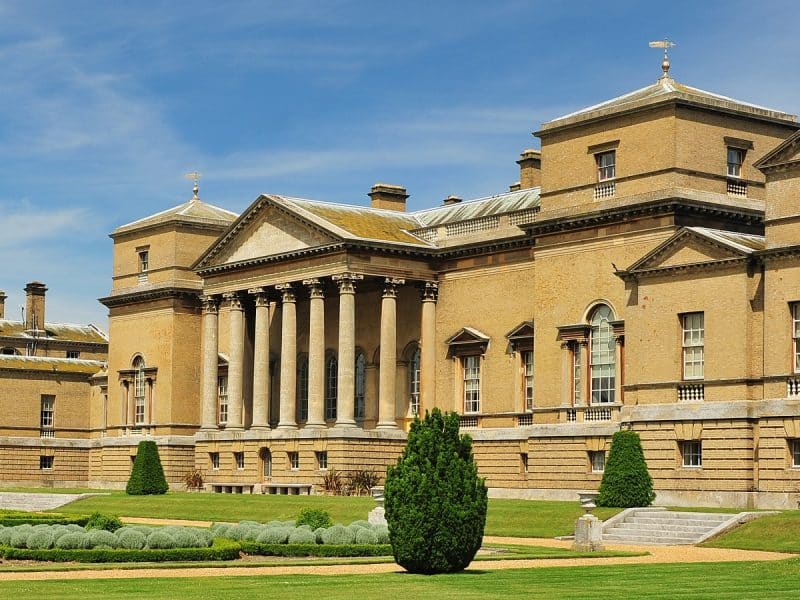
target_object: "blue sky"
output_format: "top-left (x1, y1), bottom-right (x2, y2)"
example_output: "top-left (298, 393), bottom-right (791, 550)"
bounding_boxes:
top-left (0, 0), bottom-right (798, 328)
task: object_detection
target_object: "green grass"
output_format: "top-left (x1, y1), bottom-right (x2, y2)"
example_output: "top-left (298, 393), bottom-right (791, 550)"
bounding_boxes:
top-left (704, 511), bottom-right (800, 553)
top-left (0, 560), bottom-right (798, 599)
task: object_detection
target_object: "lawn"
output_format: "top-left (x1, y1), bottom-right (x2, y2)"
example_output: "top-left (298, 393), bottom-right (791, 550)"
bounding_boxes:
top-left (703, 511), bottom-right (800, 553)
top-left (46, 492), bottom-right (619, 538)
top-left (0, 560), bottom-right (798, 599)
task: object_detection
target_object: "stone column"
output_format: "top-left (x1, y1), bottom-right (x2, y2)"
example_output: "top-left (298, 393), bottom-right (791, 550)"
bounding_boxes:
top-left (378, 278), bottom-right (404, 429)
top-left (277, 284), bottom-right (298, 429)
top-left (419, 281), bottom-right (438, 415)
top-left (614, 335), bottom-right (624, 404)
top-left (579, 340), bottom-right (590, 406)
top-left (121, 381), bottom-right (129, 431)
top-left (561, 342), bottom-right (572, 408)
top-left (304, 279), bottom-right (326, 428)
top-left (200, 295), bottom-right (220, 430)
top-left (250, 288), bottom-right (271, 429)
top-left (334, 273), bottom-right (362, 427)
top-left (225, 292), bottom-right (245, 430)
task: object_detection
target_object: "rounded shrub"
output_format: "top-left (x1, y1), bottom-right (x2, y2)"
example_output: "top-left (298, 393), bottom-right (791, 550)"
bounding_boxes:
top-left (87, 529), bottom-right (118, 549)
top-left (171, 528), bottom-right (200, 548)
top-left (126, 440), bottom-right (169, 495)
top-left (56, 532), bottom-right (90, 549)
top-left (355, 528), bottom-right (378, 545)
top-left (265, 520), bottom-right (285, 529)
top-left (85, 512), bottom-right (123, 532)
top-left (596, 430), bottom-right (656, 508)
top-left (0, 526), bottom-right (13, 546)
top-left (314, 527), bottom-right (326, 544)
top-left (147, 530), bottom-right (177, 549)
top-left (373, 525), bottom-right (390, 544)
top-left (26, 529), bottom-right (55, 550)
top-left (321, 524), bottom-right (355, 545)
top-left (349, 520), bottom-right (371, 530)
top-left (116, 529), bottom-right (147, 550)
top-left (256, 527), bottom-right (290, 544)
top-left (288, 527), bottom-right (317, 544)
top-left (227, 524), bottom-right (257, 541)
top-left (296, 508), bottom-right (333, 531)
top-left (210, 523), bottom-right (231, 538)
top-left (10, 526), bottom-right (33, 548)
top-left (385, 408), bottom-right (488, 574)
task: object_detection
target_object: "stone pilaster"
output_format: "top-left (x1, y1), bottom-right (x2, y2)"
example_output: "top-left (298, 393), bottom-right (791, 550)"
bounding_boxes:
top-left (561, 342), bottom-right (572, 408)
top-left (377, 278), bottom-right (404, 429)
top-left (614, 335), bottom-right (624, 404)
top-left (225, 292), bottom-right (245, 430)
top-left (304, 279), bottom-right (326, 428)
top-left (250, 288), bottom-right (271, 429)
top-left (579, 340), bottom-right (589, 406)
top-left (200, 295), bottom-right (220, 430)
top-left (419, 281), bottom-right (438, 415)
top-left (333, 273), bottom-right (362, 427)
top-left (277, 284), bottom-right (298, 429)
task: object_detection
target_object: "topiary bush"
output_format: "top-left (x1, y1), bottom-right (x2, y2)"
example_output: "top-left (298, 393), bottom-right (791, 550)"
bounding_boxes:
top-left (596, 430), bottom-right (656, 508)
top-left (85, 512), bottom-right (123, 532)
top-left (373, 525), bottom-right (390, 544)
top-left (146, 530), bottom-right (176, 549)
top-left (320, 524), bottom-right (354, 545)
top-left (116, 529), bottom-right (147, 550)
top-left (126, 440), bottom-right (169, 495)
top-left (355, 528), bottom-right (378, 545)
top-left (26, 529), bottom-right (55, 550)
top-left (385, 408), bottom-right (488, 574)
top-left (288, 527), bottom-right (317, 545)
top-left (296, 508), bottom-right (333, 530)
top-left (55, 532), bottom-right (90, 550)
top-left (256, 527), bottom-right (290, 544)
top-left (87, 529), bottom-right (118, 549)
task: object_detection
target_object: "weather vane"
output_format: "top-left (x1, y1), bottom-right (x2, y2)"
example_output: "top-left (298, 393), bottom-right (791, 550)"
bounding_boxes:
top-left (185, 171), bottom-right (202, 200)
top-left (649, 38), bottom-right (676, 79)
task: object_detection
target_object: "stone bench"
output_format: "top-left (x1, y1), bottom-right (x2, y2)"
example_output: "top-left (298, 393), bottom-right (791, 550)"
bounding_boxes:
top-left (206, 483), bottom-right (255, 494)
top-left (256, 483), bottom-right (313, 495)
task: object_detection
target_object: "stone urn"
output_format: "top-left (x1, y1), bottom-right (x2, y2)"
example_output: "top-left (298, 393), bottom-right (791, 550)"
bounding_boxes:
top-left (368, 486), bottom-right (387, 526)
top-left (578, 492), bottom-right (599, 514)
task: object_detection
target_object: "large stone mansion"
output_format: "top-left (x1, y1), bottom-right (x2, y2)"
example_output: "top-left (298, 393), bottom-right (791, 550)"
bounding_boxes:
top-left (5, 63), bottom-right (800, 508)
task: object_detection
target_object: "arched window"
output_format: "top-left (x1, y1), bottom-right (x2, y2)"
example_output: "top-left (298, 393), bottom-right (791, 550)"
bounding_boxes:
top-left (1, 347), bottom-right (18, 355)
top-left (589, 305), bottom-right (615, 404)
top-left (325, 355), bottom-right (338, 421)
top-left (409, 347), bottom-right (421, 416)
top-left (133, 357), bottom-right (146, 425)
top-left (297, 356), bottom-right (309, 422)
top-left (355, 352), bottom-right (366, 421)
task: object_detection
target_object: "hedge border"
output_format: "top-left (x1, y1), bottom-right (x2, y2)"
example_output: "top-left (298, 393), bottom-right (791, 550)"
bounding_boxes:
top-left (0, 538), bottom-right (239, 563)
top-left (0, 514), bottom-right (89, 527)
top-left (239, 542), bottom-right (392, 557)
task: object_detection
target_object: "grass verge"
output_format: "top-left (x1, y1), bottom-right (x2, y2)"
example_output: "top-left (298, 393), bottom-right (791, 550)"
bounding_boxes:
top-left (703, 511), bottom-right (800, 553)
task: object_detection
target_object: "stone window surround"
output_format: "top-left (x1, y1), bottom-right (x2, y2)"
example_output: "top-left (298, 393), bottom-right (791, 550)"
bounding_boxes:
top-left (680, 440), bottom-right (702, 468)
top-left (118, 359), bottom-right (157, 430)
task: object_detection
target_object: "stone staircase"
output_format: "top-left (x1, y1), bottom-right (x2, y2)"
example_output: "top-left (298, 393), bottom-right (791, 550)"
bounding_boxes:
top-left (602, 508), bottom-right (741, 545)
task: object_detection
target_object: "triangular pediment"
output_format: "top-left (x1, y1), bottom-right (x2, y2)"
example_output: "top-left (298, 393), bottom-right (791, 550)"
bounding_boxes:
top-left (195, 196), bottom-right (342, 269)
top-left (625, 228), bottom-right (758, 275)
top-left (755, 130), bottom-right (800, 171)
top-left (505, 321), bottom-right (534, 341)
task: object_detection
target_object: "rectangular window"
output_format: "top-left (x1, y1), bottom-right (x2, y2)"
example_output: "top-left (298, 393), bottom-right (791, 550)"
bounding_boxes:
top-left (138, 249), bottom-right (149, 283)
top-left (325, 357), bottom-right (338, 421)
top-left (596, 150), bottom-right (616, 181)
top-left (234, 452), bottom-right (245, 470)
top-left (66, 350), bottom-right (80, 359)
top-left (793, 304), bottom-right (800, 373)
top-left (316, 451), bottom-right (328, 471)
top-left (39, 456), bottom-right (54, 470)
top-left (790, 439), bottom-right (800, 468)
top-left (520, 453), bottom-right (529, 474)
top-left (573, 343), bottom-right (582, 405)
top-left (682, 313), bottom-right (705, 380)
top-left (210, 452), bottom-right (220, 470)
top-left (522, 350), bottom-right (534, 411)
top-left (40, 395), bottom-right (55, 429)
top-left (727, 147), bottom-right (743, 178)
top-left (590, 451), bottom-right (606, 473)
top-left (463, 355), bottom-right (481, 413)
top-left (681, 440), bottom-right (702, 468)
top-left (218, 376), bottom-right (228, 425)
top-left (289, 451), bottom-right (300, 471)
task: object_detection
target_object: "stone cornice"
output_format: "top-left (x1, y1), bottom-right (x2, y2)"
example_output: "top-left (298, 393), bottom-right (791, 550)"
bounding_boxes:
top-left (99, 287), bottom-right (202, 309)
top-left (616, 256), bottom-right (750, 282)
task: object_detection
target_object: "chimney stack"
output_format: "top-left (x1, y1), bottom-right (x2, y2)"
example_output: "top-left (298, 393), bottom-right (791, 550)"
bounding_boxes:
top-left (443, 195), bottom-right (462, 205)
top-left (24, 281), bottom-right (47, 332)
top-left (369, 183), bottom-right (408, 212)
top-left (0, 290), bottom-right (6, 319)
top-left (517, 149), bottom-right (542, 189)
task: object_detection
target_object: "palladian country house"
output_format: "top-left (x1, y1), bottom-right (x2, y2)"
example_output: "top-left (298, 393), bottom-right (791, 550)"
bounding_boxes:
top-left (5, 63), bottom-right (800, 509)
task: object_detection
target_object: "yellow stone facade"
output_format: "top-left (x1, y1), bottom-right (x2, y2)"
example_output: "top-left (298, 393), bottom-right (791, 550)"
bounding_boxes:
top-left (7, 71), bottom-right (800, 507)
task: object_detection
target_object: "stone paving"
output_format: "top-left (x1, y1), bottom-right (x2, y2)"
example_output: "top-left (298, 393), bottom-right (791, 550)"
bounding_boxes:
top-left (0, 492), bottom-right (102, 511)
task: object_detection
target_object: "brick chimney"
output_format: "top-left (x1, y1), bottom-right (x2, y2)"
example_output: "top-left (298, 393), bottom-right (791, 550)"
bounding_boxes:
top-left (369, 183), bottom-right (408, 212)
top-left (443, 195), bottom-right (462, 205)
top-left (25, 281), bottom-right (47, 332)
top-left (517, 149), bottom-right (542, 189)
top-left (0, 290), bottom-right (6, 319)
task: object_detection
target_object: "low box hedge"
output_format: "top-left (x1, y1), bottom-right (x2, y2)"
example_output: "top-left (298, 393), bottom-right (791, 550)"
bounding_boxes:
top-left (0, 537), bottom-right (239, 563)
top-left (0, 511), bottom-right (89, 527)
top-left (239, 541), bottom-right (392, 557)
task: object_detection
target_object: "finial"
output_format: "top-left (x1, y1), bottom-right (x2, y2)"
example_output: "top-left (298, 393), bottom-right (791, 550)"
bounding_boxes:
top-left (649, 38), bottom-right (676, 80)
top-left (184, 171), bottom-right (202, 200)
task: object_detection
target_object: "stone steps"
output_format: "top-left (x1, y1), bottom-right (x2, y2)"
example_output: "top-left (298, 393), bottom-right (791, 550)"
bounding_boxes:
top-left (602, 508), bottom-right (739, 545)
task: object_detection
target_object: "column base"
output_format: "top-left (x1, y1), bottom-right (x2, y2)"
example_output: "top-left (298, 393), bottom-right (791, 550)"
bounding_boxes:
top-left (250, 425), bottom-right (271, 431)
top-left (303, 422), bottom-right (326, 429)
top-left (225, 426), bottom-right (244, 432)
top-left (335, 420), bottom-right (357, 428)
top-left (376, 422), bottom-right (398, 430)
top-left (277, 423), bottom-right (298, 430)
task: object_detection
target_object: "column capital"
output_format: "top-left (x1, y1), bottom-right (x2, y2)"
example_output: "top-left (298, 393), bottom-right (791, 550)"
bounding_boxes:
top-left (560, 341), bottom-right (572, 351)
top-left (332, 272), bottom-right (363, 295)
top-left (248, 287), bottom-right (271, 307)
top-left (419, 281), bottom-right (439, 302)
top-left (276, 283), bottom-right (296, 303)
top-left (302, 279), bottom-right (325, 299)
top-left (614, 334), bottom-right (625, 345)
top-left (200, 295), bottom-right (220, 314)
top-left (382, 278), bottom-right (405, 298)
top-left (223, 292), bottom-right (243, 311)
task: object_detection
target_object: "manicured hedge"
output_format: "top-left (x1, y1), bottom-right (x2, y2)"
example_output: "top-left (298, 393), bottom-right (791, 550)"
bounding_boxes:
top-left (127, 440), bottom-right (169, 495)
top-left (0, 538), bottom-right (239, 563)
top-left (0, 511), bottom-right (89, 527)
top-left (239, 541), bottom-right (392, 557)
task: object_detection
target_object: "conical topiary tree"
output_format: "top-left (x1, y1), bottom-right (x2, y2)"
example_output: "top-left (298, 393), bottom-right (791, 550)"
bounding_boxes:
top-left (596, 430), bottom-right (655, 508)
top-left (384, 408), bottom-right (487, 574)
top-left (126, 440), bottom-right (169, 495)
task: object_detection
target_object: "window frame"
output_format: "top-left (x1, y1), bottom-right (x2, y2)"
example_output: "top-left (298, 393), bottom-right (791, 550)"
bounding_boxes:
top-left (790, 439), bottom-right (800, 468)
top-left (40, 395), bottom-right (55, 429)
top-left (681, 440), bottom-right (703, 468)
top-left (589, 305), bottom-right (616, 404)
top-left (596, 150), bottom-right (616, 182)
top-left (727, 147), bottom-right (744, 178)
top-left (66, 350), bottom-right (80, 359)
top-left (297, 356), bottom-right (309, 422)
top-left (288, 451), bottom-right (300, 471)
top-left (137, 248), bottom-right (150, 283)
top-left (262, 448), bottom-right (272, 478)
top-left (133, 357), bottom-right (146, 425)
top-left (792, 304), bottom-right (800, 374)
top-left (462, 354), bottom-right (481, 414)
top-left (217, 375), bottom-right (228, 425)
top-left (572, 342), bottom-right (582, 405)
top-left (682, 312), bottom-right (705, 381)
top-left (234, 451), bottom-right (245, 470)
top-left (409, 347), bottom-right (421, 416)
top-left (354, 352), bottom-right (366, 421)
top-left (522, 349), bottom-right (534, 412)
top-left (316, 451), bottom-right (328, 471)
top-left (589, 450), bottom-right (606, 473)
top-left (39, 455), bottom-right (54, 470)
top-left (325, 354), bottom-right (338, 421)
top-left (210, 452), bottom-right (220, 470)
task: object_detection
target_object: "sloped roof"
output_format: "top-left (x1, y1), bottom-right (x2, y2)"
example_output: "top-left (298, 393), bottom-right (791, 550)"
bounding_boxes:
top-left (754, 129), bottom-right (800, 171)
top-left (540, 76), bottom-right (797, 132)
top-left (413, 188), bottom-right (540, 227)
top-left (113, 196), bottom-right (238, 236)
top-left (685, 227), bottom-right (765, 253)
top-left (0, 355), bottom-right (105, 375)
top-left (0, 320), bottom-right (108, 344)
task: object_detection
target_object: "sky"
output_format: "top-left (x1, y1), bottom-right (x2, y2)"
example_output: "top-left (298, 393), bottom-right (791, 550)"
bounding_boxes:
top-left (0, 0), bottom-right (798, 329)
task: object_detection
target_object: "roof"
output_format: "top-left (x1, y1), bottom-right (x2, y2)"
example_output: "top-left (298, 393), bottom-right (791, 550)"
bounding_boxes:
top-left (685, 227), bottom-right (765, 253)
top-left (0, 355), bottom-right (105, 375)
top-left (113, 196), bottom-right (238, 236)
top-left (0, 320), bottom-right (108, 344)
top-left (413, 188), bottom-right (540, 228)
top-left (540, 76), bottom-right (797, 132)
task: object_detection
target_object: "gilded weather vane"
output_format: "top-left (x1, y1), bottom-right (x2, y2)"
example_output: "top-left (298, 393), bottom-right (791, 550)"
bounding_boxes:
top-left (185, 171), bottom-right (202, 200)
top-left (649, 38), bottom-right (676, 79)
